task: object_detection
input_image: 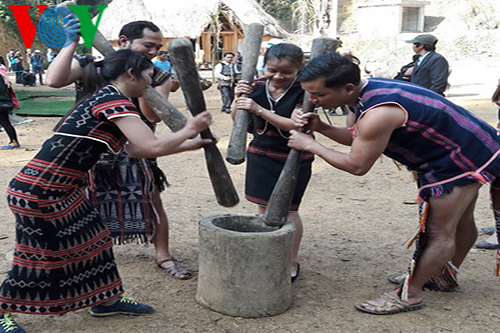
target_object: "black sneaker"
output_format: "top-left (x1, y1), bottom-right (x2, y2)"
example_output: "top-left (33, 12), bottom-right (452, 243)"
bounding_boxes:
top-left (89, 296), bottom-right (154, 317)
top-left (0, 313), bottom-right (26, 333)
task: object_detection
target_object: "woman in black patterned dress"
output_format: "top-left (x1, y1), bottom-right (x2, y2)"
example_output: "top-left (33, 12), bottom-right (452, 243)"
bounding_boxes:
top-left (0, 50), bottom-right (212, 332)
top-left (233, 43), bottom-right (313, 282)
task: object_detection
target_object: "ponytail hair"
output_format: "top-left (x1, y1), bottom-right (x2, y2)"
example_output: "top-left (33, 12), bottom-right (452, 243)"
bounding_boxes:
top-left (55, 49), bottom-right (152, 131)
top-left (78, 49), bottom-right (153, 103)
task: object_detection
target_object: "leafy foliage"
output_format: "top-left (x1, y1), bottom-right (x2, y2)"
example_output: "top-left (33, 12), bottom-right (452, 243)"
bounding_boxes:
top-left (76, 0), bottom-right (113, 17)
top-left (0, 0), bottom-right (111, 55)
top-left (258, 0), bottom-right (330, 35)
top-left (291, 0), bottom-right (331, 36)
top-left (258, 0), bottom-right (298, 32)
top-left (0, 1), bottom-right (56, 48)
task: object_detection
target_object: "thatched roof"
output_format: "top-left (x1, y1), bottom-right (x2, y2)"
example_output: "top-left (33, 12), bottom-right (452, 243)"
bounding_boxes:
top-left (98, 0), bottom-right (288, 40)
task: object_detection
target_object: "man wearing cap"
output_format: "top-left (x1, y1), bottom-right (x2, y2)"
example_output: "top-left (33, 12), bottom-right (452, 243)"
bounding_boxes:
top-left (405, 34), bottom-right (449, 96)
top-left (30, 50), bottom-right (44, 85)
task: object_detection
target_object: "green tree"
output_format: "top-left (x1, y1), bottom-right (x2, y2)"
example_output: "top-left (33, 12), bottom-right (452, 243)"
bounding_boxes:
top-left (0, 0), bottom-right (111, 40)
top-left (258, 0), bottom-right (335, 35)
top-left (76, 0), bottom-right (113, 16)
top-left (292, 0), bottom-right (330, 36)
top-left (0, 0), bottom-right (111, 57)
top-left (1, 0), bottom-right (57, 51)
top-left (258, 0), bottom-right (297, 32)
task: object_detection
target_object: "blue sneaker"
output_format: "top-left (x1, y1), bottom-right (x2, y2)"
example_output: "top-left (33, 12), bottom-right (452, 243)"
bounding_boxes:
top-left (0, 313), bottom-right (26, 333)
top-left (89, 296), bottom-right (154, 317)
top-left (480, 227), bottom-right (495, 235)
top-left (0, 145), bottom-right (20, 150)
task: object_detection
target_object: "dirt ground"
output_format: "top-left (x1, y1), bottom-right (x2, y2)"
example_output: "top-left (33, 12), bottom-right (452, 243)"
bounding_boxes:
top-left (1, 61), bottom-right (500, 333)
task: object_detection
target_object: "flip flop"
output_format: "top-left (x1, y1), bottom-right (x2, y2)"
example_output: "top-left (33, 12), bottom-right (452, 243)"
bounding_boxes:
top-left (354, 292), bottom-right (424, 315)
top-left (387, 273), bottom-right (406, 284)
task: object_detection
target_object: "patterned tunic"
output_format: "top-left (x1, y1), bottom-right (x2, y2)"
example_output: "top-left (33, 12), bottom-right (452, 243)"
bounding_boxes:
top-left (246, 78), bottom-right (314, 211)
top-left (355, 78), bottom-right (500, 200)
top-left (0, 85), bottom-right (138, 314)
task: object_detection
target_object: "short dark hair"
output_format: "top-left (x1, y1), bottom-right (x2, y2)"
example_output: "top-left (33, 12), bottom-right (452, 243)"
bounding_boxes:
top-left (263, 43), bottom-right (304, 70)
top-left (118, 21), bottom-right (161, 42)
top-left (422, 44), bottom-right (436, 52)
top-left (159, 50), bottom-right (168, 55)
top-left (223, 52), bottom-right (235, 57)
top-left (298, 52), bottom-right (361, 89)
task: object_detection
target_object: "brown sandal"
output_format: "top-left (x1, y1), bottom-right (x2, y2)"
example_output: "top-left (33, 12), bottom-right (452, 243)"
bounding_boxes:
top-left (354, 292), bottom-right (424, 315)
top-left (156, 257), bottom-right (192, 280)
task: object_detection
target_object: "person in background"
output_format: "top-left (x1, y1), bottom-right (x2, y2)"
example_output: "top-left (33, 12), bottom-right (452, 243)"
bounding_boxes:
top-left (405, 34), bottom-right (449, 96)
top-left (215, 52), bottom-right (238, 113)
top-left (393, 54), bottom-right (420, 82)
top-left (10, 55), bottom-right (24, 84)
top-left (256, 49), bottom-right (266, 78)
top-left (474, 78), bottom-right (500, 250)
top-left (6, 49), bottom-right (14, 72)
top-left (25, 49), bottom-right (32, 72)
top-left (235, 51), bottom-right (243, 72)
top-left (30, 50), bottom-right (45, 85)
top-left (46, 48), bottom-right (55, 63)
top-left (0, 57), bottom-right (20, 150)
top-left (154, 50), bottom-right (172, 72)
top-left (20, 69), bottom-right (36, 87)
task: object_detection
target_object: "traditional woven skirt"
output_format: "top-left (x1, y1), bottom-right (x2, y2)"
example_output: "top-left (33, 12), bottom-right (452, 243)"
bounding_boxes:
top-left (245, 144), bottom-right (313, 211)
top-left (88, 153), bottom-right (168, 244)
top-left (0, 185), bottom-right (123, 315)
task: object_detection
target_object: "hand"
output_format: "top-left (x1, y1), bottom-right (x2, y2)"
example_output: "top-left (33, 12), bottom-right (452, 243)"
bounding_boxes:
top-left (235, 80), bottom-right (253, 97)
top-left (63, 15), bottom-right (80, 44)
top-left (210, 133), bottom-right (220, 144)
top-left (235, 97), bottom-right (258, 114)
top-left (288, 130), bottom-right (317, 152)
top-left (185, 111), bottom-right (213, 133)
top-left (291, 107), bottom-right (305, 127)
top-left (183, 137), bottom-right (214, 151)
top-left (292, 109), bottom-right (323, 131)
